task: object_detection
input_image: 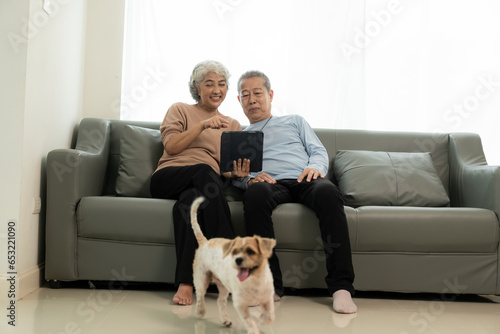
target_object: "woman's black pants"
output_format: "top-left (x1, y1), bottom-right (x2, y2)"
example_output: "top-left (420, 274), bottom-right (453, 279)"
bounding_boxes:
top-left (150, 164), bottom-right (235, 286)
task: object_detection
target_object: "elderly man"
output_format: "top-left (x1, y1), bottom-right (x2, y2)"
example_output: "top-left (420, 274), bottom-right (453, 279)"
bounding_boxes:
top-left (232, 70), bottom-right (357, 314)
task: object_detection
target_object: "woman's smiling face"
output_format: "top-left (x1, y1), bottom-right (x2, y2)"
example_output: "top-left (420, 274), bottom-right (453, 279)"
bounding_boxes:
top-left (196, 72), bottom-right (227, 112)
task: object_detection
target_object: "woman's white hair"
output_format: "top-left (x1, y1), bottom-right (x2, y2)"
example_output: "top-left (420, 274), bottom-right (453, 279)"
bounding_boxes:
top-left (189, 60), bottom-right (230, 102)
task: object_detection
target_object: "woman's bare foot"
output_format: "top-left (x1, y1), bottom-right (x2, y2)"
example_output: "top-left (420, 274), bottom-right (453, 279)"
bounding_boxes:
top-left (173, 283), bottom-right (193, 305)
top-left (332, 289), bottom-right (357, 314)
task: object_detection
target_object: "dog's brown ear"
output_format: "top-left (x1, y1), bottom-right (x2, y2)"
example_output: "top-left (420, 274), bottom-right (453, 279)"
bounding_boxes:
top-left (222, 238), bottom-right (237, 258)
top-left (255, 236), bottom-right (276, 259)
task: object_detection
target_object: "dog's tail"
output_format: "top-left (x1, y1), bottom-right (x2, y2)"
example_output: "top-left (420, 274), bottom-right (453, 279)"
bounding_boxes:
top-left (190, 196), bottom-right (207, 245)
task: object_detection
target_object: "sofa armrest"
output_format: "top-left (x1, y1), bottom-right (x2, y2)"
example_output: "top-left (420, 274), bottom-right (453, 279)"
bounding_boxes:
top-left (45, 118), bottom-right (110, 281)
top-left (449, 132), bottom-right (500, 217)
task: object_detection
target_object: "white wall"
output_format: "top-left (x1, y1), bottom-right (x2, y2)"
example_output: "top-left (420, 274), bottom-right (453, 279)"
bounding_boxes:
top-left (0, 0), bottom-right (88, 298)
top-left (21, 0), bottom-right (88, 297)
top-left (83, 0), bottom-right (125, 120)
top-left (0, 0), bottom-right (32, 298)
top-left (0, 0), bottom-right (125, 299)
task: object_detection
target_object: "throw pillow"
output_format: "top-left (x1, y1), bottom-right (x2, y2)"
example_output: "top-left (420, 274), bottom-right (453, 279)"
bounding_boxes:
top-left (333, 150), bottom-right (450, 207)
top-left (115, 125), bottom-right (163, 197)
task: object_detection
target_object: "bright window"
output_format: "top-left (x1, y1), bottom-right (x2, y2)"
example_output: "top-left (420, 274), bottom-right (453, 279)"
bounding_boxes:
top-left (121, 0), bottom-right (500, 164)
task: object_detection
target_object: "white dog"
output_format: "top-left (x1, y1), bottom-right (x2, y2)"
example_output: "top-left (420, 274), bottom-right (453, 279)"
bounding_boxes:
top-left (190, 196), bottom-right (276, 334)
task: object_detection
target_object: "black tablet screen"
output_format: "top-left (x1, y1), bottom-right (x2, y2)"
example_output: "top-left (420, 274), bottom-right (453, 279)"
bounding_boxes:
top-left (220, 131), bottom-right (263, 173)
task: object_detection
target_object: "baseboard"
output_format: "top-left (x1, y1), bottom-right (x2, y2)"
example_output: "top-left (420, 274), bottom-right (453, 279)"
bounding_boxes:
top-left (18, 264), bottom-right (44, 299)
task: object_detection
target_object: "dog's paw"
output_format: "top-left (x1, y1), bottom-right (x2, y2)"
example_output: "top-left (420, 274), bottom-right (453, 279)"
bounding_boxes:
top-left (219, 313), bottom-right (232, 327)
top-left (247, 329), bottom-right (260, 334)
top-left (196, 303), bottom-right (206, 318)
top-left (260, 311), bottom-right (274, 325)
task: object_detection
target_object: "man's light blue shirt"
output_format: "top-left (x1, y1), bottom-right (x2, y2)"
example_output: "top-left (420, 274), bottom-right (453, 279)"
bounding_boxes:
top-left (232, 114), bottom-right (329, 189)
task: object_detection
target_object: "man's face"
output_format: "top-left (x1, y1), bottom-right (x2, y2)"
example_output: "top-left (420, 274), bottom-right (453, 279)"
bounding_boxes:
top-left (238, 77), bottom-right (273, 124)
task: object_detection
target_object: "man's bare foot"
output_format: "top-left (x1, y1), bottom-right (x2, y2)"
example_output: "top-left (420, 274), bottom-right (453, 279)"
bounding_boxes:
top-left (173, 283), bottom-right (193, 305)
top-left (332, 289), bottom-right (357, 314)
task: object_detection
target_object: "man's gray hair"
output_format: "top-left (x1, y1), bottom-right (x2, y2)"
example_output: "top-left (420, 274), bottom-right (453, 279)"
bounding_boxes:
top-left (189, 60), bottom-right (231, 102)
top-left (237, 70), bottom-right (271, 95)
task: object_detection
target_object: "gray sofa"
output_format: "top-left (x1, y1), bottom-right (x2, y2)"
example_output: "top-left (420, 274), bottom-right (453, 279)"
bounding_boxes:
top-left (45, 118), bottom-right (500, 295)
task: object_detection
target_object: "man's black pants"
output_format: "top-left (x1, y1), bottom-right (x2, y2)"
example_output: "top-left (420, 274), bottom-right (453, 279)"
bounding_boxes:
top-left (243, 178), bottom-right (355, 296)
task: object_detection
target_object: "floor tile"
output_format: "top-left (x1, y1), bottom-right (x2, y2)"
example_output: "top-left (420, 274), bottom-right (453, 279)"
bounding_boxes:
top-left (6, 286), bottom-right (500, 334)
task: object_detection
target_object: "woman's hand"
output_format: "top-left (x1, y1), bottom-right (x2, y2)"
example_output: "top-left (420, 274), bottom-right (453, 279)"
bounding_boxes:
top-left (203, 116), bottom-right (229, 130)
top-left (166, 116), bottom-right (229, 155)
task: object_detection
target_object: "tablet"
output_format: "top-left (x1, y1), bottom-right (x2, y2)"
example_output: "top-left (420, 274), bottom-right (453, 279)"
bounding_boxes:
top-left (220, 131), bottom-right (263, 173)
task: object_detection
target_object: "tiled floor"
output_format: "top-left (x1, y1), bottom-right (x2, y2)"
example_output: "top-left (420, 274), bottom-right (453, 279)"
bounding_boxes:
top-left (6, 283), bottom-right (500, 333)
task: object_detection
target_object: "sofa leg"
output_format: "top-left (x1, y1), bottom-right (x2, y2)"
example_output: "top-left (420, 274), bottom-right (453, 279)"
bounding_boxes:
top-left (48, 280), bottom-right (62, 289)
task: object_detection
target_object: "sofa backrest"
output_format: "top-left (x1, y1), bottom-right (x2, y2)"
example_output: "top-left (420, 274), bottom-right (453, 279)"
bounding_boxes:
top-left (100, 120), bottom-right (450, 196)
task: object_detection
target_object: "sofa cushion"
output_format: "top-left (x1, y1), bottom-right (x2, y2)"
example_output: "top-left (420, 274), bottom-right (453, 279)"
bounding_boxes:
top-left (353, 206), bottom-right (499, 253)
top-left (77, 197), bottom-right (498, 255)
top-left (77, 197), bottom-right (176, 244)
top-left (271, 204), bottom-right (358, 250)
top-left (333, 150), bottom-right (450, 207)
top-left (115, 125), bottom-right (163, 197)
top-left (76, 197), bottom-right (248, 244)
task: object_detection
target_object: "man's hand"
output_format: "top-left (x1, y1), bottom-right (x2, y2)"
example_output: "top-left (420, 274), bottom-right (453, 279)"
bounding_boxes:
top-left (297, 168), bottom-right (324, 183)
top-left (231, 158), bottom-right (250, 178)
top-left (248, 173), bottom-right (276, 186)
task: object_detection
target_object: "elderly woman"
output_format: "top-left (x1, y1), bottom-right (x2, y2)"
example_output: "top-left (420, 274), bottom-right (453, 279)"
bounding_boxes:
top-left (150, 60), bottom-right (247, 305)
